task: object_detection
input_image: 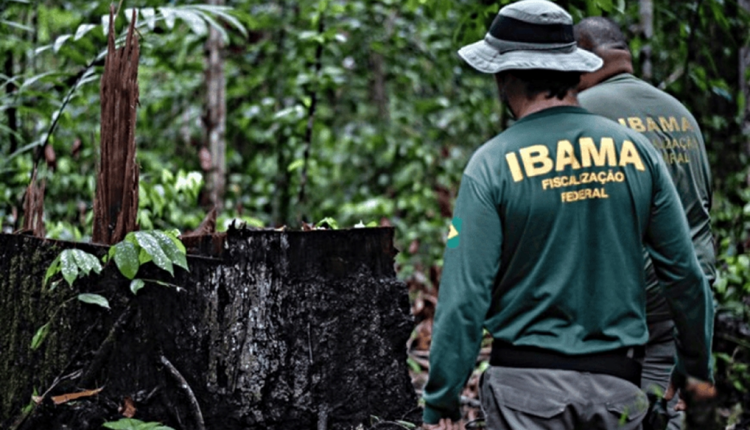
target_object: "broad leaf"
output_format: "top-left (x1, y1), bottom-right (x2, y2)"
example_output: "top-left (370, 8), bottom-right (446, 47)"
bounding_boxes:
top-left (172, 9), bottom-right (207, 36)
top-left (77, 293), bottom-right (110, 309)
top-left (60, 250), bottom-right (79, 287)
top-left (151, 231), bottom-right (188, 272)
top-left (130, 279), bottom-right (145, 295)
top-left (133, 231), bottom-right (173, 276)
top-left (141, 8), bottom-right (157, 30)
top-left (71, 249), bottom-right (103, 276)
top-left (30, 322), bottom-right (51, 350)
top-left (74, 23), bottom-right (97, 41)
top-left (158, 7), bottom-right (177, 30)
top-left (112, 241), bottom-right (140, 280)
top-left (53, 34), bottom-right (72, 53)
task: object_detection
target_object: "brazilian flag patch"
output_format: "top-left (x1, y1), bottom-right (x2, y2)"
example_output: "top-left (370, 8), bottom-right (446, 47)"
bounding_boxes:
top-left (447, 217), bottom-right (462, 249)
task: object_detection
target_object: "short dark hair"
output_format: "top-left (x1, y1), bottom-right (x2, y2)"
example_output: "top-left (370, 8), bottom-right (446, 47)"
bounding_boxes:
top-left (509, 69), bottom-right (581, 100)
top-left (573, 17), bottom-right (628, 52)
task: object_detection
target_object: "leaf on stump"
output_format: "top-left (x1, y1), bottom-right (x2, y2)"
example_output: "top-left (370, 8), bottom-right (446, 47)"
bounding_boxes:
top-left (77, 293), bottom-right (110, 309)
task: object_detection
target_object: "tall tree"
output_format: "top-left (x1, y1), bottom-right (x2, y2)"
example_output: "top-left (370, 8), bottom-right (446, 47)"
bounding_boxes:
top-left (204, 0), bottom-right (227, 211)
top-left (639, 0), bottom-right (653, 80)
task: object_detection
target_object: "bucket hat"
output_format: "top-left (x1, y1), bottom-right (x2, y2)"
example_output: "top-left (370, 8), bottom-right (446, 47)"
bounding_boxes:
top-left (458, 0), bottom-right (602, 74)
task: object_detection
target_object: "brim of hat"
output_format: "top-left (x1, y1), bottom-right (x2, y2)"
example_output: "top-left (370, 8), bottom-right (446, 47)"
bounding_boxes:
top-left (458, 40), bottom-right (603, 74)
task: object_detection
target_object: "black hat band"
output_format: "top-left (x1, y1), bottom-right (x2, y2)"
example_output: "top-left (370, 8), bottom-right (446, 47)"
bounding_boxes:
top-left (489, 14), bottom-right (574, 45)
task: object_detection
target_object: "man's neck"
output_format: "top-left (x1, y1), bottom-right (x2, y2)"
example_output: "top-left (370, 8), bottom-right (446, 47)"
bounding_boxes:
top-left (511, 92), bottom-right (579, 119)
top-left (579, 49), bottom-right (634, 91)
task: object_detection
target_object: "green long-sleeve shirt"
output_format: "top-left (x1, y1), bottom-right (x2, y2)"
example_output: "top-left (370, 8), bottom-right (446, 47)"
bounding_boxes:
top-left (579, 73), bottom-right (715, 322)
top-left (422, 106), bottom-right (713, 423)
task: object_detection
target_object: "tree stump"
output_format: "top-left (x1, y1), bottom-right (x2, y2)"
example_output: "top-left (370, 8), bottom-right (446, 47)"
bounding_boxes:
top-left (0, 226), bottom-right (418, 429)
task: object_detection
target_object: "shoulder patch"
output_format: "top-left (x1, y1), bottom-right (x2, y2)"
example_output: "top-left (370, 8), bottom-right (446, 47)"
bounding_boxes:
top-left (447, 217), bottom-right (462, 249)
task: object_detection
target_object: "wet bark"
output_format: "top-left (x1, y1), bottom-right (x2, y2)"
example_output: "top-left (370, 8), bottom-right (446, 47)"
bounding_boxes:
top-left (92, 8), bottom-right (140, 245)
top-left (0, 227), bottom-right (418, 430)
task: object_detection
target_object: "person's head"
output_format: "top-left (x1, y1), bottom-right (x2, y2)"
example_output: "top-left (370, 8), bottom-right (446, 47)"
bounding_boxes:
top-left (574, 17), bottom-right (634, 91)
top-left (457, 0), bottom-right (602, 115)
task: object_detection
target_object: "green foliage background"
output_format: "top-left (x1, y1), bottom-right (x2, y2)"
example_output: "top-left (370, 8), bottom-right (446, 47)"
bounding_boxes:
top-left (2, 0), bottom-right (750, 425)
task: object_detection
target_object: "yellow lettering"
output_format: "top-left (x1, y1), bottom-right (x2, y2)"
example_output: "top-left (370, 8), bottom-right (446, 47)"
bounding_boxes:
top-left (506, 153), bottom-right (524, 182)
top-left (618, 118), bottom-right (628, 127)
top-left (659, 116), bottom-right (680, 132)
top-left (597, 171), bottom-right (607, 182)
top-left (556, 140), bottom-right (581, 171)
top-left (646, 117), bottom-right (660, 132)
top-left (681, 117), bottom-right (694, 132)
top-left (619, 140), bottom-right (645, 171)
top-left (542, 178), bottom-right (552, 190)
top-left (519, 145), bottom-right (553, 178)
top-left (628, 117), bottom-right (646, 132)
top-left (615, 171), bottom-right (625, 181)
top-left (580, 137), bottom-right (617, 168)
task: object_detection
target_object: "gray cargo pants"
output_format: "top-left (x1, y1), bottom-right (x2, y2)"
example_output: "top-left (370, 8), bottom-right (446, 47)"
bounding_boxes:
top-left (480, 366), bottom-right (648, 430)
top-left (642, 320), bottom-right (683, 430)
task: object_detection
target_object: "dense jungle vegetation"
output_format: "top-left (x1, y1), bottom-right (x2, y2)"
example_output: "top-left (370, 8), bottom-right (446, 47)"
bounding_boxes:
top-left (1, 0), bottom-right (749, 427)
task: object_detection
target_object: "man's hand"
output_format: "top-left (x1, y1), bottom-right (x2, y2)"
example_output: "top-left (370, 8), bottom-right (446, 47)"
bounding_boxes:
top-left (665, 375), bottom-right (717, 411)
top-left (422, 418), bottom-right (464, 430)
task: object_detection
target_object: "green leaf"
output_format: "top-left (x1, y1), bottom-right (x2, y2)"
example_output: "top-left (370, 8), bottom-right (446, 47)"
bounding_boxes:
top-left (158, 7), bottom-right (176, 30)
top-left (315, 217), bottom-right (339, 229)
top-left (30, 322), bottom-right (51, 350)
top-left (71, 249), bottom-right (103, 276)
top-left (43, 255), bottom-right (61, 288)
top-left (60, 250), bottom-right (79, 287)
top-left (130, 279), bottom-right (145, 295)
top-left (77, 293), bottom-right (110, 309)
top-left (103, 418), bottom-right (175, 430)
top-left (53, 34), bottom-right (72, 53)
top-left (366, 221), bottom-right (378, 227)
top-left (287, 159), bottom-right (304, 172)
top-left (133, 231), bottom-right (173, 276)
top-left (113, 241), bottom-right (140, 280)
top-left (172, 9), bottom-right (207, 36)
top-left (151, 231), bottom-right (188, 272)
top-left (141, 8), bottom-right (157, 30)
top-left (74, 23), bottom-right (97, 41)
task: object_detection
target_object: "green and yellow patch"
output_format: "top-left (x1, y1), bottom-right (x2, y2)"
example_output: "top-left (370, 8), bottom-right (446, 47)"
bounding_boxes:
top-left (447, 217), bottom-right (462, 249)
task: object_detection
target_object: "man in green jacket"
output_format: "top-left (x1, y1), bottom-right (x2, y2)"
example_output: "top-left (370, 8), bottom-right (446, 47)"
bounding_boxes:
top-left (422, 1), bottom-right (715, 429)
top-left (575, 17), bottom-right (716, 430)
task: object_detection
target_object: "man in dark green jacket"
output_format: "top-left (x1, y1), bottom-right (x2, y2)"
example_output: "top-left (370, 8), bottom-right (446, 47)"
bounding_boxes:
top-left (575, 17), bottom-right (716, 430)
top-left (422, 1), bottom-right (715, 429)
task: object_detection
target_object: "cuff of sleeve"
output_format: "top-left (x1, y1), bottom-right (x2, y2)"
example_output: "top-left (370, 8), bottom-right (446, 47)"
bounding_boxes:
top-left (423, 404), bottom-right (461, 425)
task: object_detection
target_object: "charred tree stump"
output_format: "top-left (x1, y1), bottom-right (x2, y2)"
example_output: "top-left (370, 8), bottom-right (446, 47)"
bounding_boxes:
top-left (0, 227), bottom-right (418, 429)
top-left (92, 7), bottom-right (140, 245)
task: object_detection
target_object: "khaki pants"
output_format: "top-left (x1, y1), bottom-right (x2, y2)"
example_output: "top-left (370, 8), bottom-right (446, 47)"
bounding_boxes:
top-left (481, 366), bottom-right (648, 430)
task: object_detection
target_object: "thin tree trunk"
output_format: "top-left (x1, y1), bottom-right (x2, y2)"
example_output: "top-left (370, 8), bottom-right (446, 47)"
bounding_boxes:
top-left (639, 0), bottom-right (653, 81)
top-left (4, 50), bottom-right (18, 154)
top-left (741, 0), bottom-right (750, 150)
top-left (204, 0), bottom-right (226, 211)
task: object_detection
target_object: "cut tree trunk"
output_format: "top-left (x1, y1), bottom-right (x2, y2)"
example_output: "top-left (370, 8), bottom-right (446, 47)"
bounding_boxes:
top-left (0, 227), bottom-right (418, 430)
top-left (92, 8), bottom-right (140, 245)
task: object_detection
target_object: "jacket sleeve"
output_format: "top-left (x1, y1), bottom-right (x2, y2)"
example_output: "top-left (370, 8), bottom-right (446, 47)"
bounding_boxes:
top-left (422, 174), bottom-right (502, 424)
top-left (645, 155), bottom-right (714, 382)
